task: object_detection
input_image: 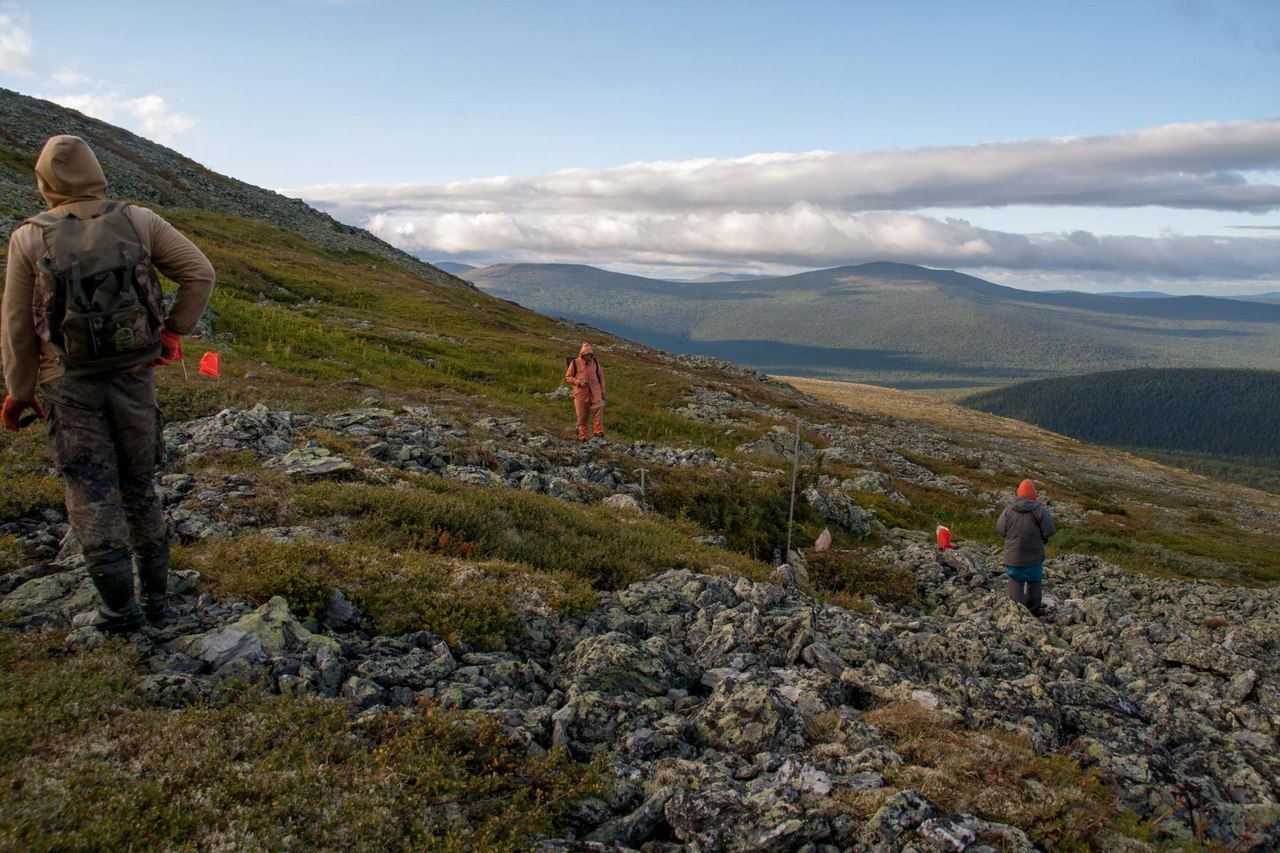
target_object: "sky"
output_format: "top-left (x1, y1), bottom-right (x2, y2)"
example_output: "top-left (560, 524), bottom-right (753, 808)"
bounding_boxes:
top-left (1, 0), bottom-right (1279, 294)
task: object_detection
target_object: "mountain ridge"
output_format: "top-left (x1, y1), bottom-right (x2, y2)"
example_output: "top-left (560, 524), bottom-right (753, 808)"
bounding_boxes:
top-left (463, 261), bottom-right (1280, 393)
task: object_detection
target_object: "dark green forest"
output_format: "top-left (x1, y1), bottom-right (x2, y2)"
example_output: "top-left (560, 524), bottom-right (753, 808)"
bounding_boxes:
top-left (962, 368), bottom-right (1280, 491)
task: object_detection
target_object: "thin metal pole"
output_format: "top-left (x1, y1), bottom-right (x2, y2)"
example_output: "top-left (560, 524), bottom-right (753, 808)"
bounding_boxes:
top-left (785, 417), bottom-right (800, 559)
top-left (638, 468), bottom-right (647, 499)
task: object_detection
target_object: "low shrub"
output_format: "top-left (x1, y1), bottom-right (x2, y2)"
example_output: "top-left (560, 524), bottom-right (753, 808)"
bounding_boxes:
top-left (647, 467), bottom-right (827, 561)
top-left (805, 549), bottom-right (918, 607)
top-left (180, 539), bottom-right (595, 648)
top-left (864, 701), bottom-right (1153, 851)
top-left (294, 480), bottom-right (767, 589)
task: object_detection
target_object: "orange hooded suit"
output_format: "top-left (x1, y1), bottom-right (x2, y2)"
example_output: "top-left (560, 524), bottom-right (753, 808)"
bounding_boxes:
top-left (564, 342), bottom-right (606, 438)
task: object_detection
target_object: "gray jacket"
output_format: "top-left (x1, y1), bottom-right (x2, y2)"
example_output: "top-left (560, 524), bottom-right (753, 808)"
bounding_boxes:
top-left (995, 498), bottom-right (1056, 567)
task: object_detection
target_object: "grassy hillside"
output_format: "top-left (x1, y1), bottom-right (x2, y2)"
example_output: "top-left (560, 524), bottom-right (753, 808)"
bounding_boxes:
top-left (465, 261), bottom-right (1280, 394)
top-left (4, 92), bottom-right (1280, 848)
top-left (961, 368), bottom-right (1280, 493)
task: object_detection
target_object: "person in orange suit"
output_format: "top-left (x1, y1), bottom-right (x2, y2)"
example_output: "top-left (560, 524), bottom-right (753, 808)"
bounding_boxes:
top-left (564, 342), bottom-right (606, 440)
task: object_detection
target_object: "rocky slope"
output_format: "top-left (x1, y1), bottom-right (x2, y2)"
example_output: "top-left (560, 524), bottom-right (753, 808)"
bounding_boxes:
top-left (3, 86), bottom-right (1279, 851)
top-left (4, 382), bottom-right (1277, 851)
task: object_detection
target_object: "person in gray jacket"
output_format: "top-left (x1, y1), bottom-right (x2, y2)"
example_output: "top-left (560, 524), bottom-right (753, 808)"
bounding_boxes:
top-left (995, 478), bottom-right (1056, 616)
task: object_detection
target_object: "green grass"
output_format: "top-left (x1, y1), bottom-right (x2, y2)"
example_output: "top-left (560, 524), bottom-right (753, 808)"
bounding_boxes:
top-left (0, 427), bottom-right (63, 521)
top-left (1130, 447), bottom-right (1280, 496)
top-left (0, 632), bottom-right (603, 851)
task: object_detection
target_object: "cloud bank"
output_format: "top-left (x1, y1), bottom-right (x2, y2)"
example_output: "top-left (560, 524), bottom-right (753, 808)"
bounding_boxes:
top-left (290, 120), bottom-right (1280, 285)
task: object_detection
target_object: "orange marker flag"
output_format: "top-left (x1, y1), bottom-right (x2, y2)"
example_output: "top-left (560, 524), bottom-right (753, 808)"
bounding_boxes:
top-left (199, 351), bottom-right (221, 378)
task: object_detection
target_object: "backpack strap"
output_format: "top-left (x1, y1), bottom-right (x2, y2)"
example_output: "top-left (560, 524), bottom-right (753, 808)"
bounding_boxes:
top-left (24, 210), bottom-right (63, 227)
top-left (25, 201), bottom-right (123, 227)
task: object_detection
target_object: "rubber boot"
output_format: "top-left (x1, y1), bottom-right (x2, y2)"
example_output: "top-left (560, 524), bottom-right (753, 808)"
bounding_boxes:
top-left (78, 548), bottom-right (145, 633)
top-left (134, 541), bottom-right (170, 625)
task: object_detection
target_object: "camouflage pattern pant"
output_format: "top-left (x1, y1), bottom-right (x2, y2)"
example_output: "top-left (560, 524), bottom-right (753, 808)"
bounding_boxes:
top-left (41, 369), bottom-right (165, 560)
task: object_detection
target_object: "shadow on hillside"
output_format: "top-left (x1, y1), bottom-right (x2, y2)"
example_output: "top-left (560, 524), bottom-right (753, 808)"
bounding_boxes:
top-left (1091, 322), bottom-right (1264, 339)
top-left (600, 326), bottom-right (1049, 383)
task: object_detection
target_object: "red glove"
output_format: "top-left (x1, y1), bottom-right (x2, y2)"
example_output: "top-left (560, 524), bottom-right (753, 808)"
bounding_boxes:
top-left (2, 396), bottom-right (44, 431)
top-left (150, 328), bottom-right (182, 366)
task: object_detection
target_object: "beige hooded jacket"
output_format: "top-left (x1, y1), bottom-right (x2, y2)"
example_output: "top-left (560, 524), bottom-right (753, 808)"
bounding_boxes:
top-left (2, 135), bottom-right (216, 400)
top-left (564, 342), bottom-right (606, 403)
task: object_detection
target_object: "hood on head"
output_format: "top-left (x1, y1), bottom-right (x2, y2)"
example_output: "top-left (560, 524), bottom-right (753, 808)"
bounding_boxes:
top-left (35, 135), bottom-right (108, 208)
top-left (579, 342), bottom-right (595, 357)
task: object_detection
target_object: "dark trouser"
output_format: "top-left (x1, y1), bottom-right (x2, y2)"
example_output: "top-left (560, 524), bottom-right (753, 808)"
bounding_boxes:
top-left (1006, 578), bottom-right (1043, 615)
top-left (42, 369), bottom-right (166, 557)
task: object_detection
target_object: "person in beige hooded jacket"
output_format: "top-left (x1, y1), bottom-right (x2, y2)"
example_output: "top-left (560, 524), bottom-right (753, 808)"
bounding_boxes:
top-left (564, 342), bottom-right (606, 440)
top-left (2, 135), bottom-right (215, 633)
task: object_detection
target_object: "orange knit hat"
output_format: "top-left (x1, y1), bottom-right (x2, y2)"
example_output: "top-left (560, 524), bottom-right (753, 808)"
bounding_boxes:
top-left (1017, 479), bottom-right (1037, 500)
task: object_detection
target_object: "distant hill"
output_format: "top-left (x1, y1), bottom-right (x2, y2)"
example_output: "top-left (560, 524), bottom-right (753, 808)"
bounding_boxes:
top-left (961, 368), bottom-right (1280, 472)
top-left (435, 261), bottom-right (478, 274)
top-left (466, 261), bottom-right (1280, 393)
top-left (672, 272), bottom-right (777, 283)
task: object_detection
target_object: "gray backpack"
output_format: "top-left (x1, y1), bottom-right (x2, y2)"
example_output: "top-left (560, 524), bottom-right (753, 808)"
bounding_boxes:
top-left (26, 201), bottom-right (164, 375)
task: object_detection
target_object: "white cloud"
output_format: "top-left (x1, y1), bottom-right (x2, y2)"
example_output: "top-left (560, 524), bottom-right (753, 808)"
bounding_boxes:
top-left (296, 119), bottom-right (1280, 217)
top-left (122, 94), bottom-right (196, 142)
top-left (47, 91), bottom-right (196, 145)
top-left (51, 68), bottom-right (88, 85)
top-left (0, 12), bottom-right (33, 75)
top-left (290, 119), bottom-right (1280, 282)
top-left (358, 205), bottom-right (1280, 280)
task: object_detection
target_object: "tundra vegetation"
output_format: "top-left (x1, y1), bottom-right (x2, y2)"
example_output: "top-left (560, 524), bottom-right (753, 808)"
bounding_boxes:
top-left (2, 92), bottom-right (1278, 849)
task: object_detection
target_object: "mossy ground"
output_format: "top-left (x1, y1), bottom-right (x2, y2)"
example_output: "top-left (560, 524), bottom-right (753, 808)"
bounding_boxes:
top-left (0, 632), bottom-right (603, 852)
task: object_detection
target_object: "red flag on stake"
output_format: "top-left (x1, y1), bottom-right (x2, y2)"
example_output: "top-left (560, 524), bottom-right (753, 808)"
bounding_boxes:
top-left (199, 351), bottom-right (221, 379)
